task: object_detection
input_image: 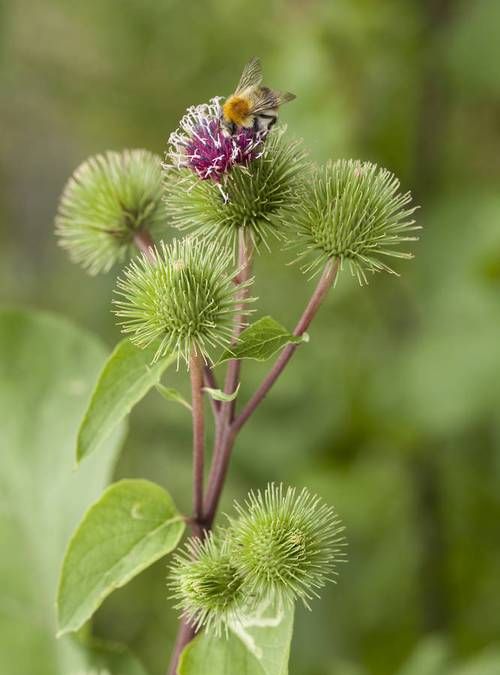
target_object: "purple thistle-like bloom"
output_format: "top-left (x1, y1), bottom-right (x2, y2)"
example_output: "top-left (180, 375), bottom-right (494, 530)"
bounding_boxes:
top-left (166, 98), bottom-right (264, 185)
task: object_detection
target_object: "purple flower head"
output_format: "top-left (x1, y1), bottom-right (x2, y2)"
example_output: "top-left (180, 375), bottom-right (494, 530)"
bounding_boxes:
top-left (166, 98), bottom-right (264, 184)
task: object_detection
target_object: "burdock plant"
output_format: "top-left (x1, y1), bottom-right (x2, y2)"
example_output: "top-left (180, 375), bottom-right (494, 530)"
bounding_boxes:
top-left (54, 57), bottom-right (420, 675)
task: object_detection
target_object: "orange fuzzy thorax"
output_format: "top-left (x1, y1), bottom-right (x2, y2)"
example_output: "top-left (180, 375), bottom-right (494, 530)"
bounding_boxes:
top-left (223, 96), bottom-right (251, 127)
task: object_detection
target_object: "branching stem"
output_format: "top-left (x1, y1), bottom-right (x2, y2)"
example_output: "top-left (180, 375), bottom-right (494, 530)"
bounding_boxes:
top-left (203, 257), bottom-right (339, 526)
top-left (135, 232), bottom-right (339, 675)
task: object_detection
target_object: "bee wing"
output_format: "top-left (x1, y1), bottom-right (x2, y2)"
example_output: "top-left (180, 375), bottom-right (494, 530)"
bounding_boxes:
top-left (274, 91), bottom-right (297, 106)
top-left (235, 57), bottom-right (263, 94)
top-left (250, 89), bottom-right (296, 114)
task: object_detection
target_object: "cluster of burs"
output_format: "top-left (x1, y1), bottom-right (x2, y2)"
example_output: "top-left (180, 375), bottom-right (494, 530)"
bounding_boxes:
top-left (55, 81), bottom-right (418, 630)
top-left (55, 92), bottom-right (418, 369)
top-left (169, 484), bottom-right (345, 633)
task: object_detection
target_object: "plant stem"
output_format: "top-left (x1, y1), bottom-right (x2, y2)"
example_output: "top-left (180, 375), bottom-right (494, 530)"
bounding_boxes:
top-left (133, 228), bottom-right (156, 260)
top-left (202, 230), bottom-right (252, 522)
top-left (223, 228), bottom-right (253, 421)
top-left (189, 350), bottom-right (205, 528)
top-left (202, 427), bottom-right (237, 528)
top-left (203, 257), bottom-right (339, 526)
top-left (167, 620), bottom-right (197, 675)
top-left (166, 352), bottom-right (206, 675)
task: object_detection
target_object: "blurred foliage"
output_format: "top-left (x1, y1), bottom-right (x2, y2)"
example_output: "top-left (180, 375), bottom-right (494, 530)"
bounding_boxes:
top-left (1, 0), bottom-right (500, 674)
top-left (0, 309), bottom-right (131, 675)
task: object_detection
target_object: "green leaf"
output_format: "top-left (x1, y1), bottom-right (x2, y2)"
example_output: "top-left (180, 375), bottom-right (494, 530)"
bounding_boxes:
top-left (180, 632), bottom-right (265, 675)
top-left (57, 479), bottom-right (185, 636)
top-left (218, 317), bottom-right (307, 364)
top-left (0, 308), bottom-right (126, 675)
top-left (156, 383), bottom-right (192, 411)
top-left (179, 602), bottom-right (294, 675)
top-left (77, 338), bottom-right (176, 463)
top-left (203, 383), bottom-right (240, 402)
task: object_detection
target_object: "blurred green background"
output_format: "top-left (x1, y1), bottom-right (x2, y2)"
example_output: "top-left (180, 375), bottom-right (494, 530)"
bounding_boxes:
top-left (2, 0), bottom-right (500, 673)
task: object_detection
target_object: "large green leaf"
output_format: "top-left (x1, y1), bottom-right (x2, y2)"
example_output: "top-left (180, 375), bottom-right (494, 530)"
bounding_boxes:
top-left (218, 317), bottom-right (307, 364)
top-left (77, 338), bottom-right (176, 463)
top-left (57, 479), bottom-right (185, 636)
top-left (0, 308), bottom-right (130, 675)
top-left (179, 603), bottom-right (294, 675)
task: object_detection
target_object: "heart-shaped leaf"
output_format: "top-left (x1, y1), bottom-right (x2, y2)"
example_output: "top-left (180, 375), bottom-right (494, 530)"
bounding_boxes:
top-left (218, 317), bottom-right (307, 364)
top-left (77, 338), bottom-right (176, 463)
top-left (57, 479), bottom-right (185, 636)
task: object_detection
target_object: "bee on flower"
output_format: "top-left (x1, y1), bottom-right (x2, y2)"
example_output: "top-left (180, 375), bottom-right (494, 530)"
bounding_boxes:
top-left (222, 57), bottom-right (296, 135)
top-left (163, 58), bottom-right (306, 247)
top-left (164, 58), bottom-right (296, 187)
top-left (165, 97), bottom-right (265, 189)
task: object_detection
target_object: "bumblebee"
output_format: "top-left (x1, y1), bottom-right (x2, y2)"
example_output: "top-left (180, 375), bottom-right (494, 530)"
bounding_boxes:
top-left (222, 57), bottom-right (296, 135)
